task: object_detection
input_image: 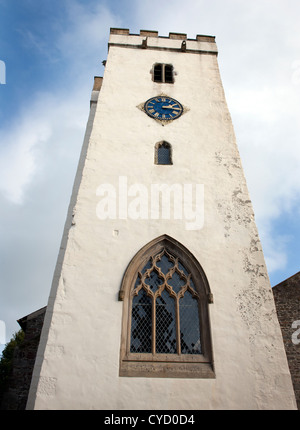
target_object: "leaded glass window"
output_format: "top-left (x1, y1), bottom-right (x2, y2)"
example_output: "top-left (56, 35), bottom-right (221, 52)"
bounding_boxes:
top-left (130, 249), bottom-right (202, 355)
top-left (130, 289), bottom-right (152, 353)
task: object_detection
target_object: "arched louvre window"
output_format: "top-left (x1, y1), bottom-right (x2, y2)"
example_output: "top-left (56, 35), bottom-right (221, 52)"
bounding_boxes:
top-left (155, 141), bottom-right (172, 165)
top-left (130, 249), bottom-right (202, 355)
top-left (119, 235), bottom-right (214, 378)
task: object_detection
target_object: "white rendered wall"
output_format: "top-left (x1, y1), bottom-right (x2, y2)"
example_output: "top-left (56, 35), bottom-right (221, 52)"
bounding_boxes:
top-left (27, 32), bottom-right (296, 409)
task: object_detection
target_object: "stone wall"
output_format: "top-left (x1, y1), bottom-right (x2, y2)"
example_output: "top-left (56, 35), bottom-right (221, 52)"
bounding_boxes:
top-left (273, 272), bottom-right (300, 409)
top-left (0, 307), bottom-right (46, 410)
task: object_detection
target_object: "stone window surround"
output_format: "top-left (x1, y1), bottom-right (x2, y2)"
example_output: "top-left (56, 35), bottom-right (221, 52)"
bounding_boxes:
top-left (152, 63), bottom-right (174, 84)
top-left (118, 235), bottom-right (215, 378)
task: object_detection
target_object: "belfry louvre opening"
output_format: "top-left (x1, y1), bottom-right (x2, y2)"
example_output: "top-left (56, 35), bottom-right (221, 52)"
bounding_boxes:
top-left (153, 64), bottom-right (174, 83)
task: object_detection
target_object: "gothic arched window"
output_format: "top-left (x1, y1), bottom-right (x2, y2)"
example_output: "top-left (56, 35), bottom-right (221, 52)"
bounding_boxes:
top-left (155, 141), bottom-right (172, 165)
top-left (119, 235), bottom-right (214, 378)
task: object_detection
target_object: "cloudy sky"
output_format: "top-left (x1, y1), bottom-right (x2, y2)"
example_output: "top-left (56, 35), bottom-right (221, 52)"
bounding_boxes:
top-left (0, 0), bottom-right (300, 352)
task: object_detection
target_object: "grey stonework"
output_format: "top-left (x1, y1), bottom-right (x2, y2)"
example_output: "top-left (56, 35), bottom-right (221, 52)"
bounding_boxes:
top-left (273, 272), bottom-right (300, 410)
top-left (0, 307), bottom-right (46, 410)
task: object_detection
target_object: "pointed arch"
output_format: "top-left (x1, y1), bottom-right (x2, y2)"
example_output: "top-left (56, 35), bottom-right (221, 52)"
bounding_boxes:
top-left (119, 235), bottom-right (214, 378)
top-left (119, 234), bottom-right (212, 302)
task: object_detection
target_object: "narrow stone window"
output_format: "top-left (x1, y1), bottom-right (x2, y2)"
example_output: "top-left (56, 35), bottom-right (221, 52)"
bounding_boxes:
top-left (155, 141), bottom-right (172, 165)
top-left (119, 235), bottom-right (214, 378)
top-left (153, 63), bottom-right (174, 83)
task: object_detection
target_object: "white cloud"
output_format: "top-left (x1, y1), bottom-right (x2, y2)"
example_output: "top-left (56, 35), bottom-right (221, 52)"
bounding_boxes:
top-left (0, 113), bottom-right (51, 204)
top-left (0, 0), bottom-right (121, 205)
top-left (59, 1), bottom-right (120, 55)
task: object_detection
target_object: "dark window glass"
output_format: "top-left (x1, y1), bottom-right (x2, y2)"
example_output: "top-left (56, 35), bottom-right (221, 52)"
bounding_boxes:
top-left (145, 269), bottom-right (163, 293)
top-left (130, 289), bottom-right (152, 353)
top-left (154, 64), bottom-right (162, 82)
top-left (156, 289), bottom-right (177, 354)
top-left (180, 290), bottom-right (202, 354)
top-left (164, 65), bottom-right (173, 83)
top-left (167, 271), bottom-right (186, 294)
top-left (153, 64), bottom-right (173, 83)
top-left (156, 254), bottom-right (174, 274)
top-left (157, 142), bottom-right (171, 165)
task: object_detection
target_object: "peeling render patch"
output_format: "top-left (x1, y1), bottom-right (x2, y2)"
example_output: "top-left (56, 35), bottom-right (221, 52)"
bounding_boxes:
top-left (232, 188), bottom-right (251, 206)
top-left (217, 187), bottom-right (254, 238)
top-left (215, 151), bottom-right (241, 178)
top-left (243, 254), bottom-right (267, 278)
top-left (236, 283), bottom-right (277, 348)
top-left (235, 249), bottom-right (272, 348)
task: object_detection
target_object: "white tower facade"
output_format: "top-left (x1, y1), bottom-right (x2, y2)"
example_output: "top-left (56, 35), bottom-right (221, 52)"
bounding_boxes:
top-left (27, 28), bottom-right (296, 409)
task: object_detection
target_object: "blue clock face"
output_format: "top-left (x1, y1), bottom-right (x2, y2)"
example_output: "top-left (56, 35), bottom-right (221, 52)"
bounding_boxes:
top-left (144, 96), bottom-right (183, 121)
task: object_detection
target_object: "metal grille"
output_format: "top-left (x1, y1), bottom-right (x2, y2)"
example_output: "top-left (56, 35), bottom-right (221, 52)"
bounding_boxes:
top-left (157, 144), bottom-right (171, 165)
top-left (179, 290), bottom-right (201, 354)
top-left (130, 289), bottom-right (152, 353)
top-left (156, 289), bottom-right (177, 354)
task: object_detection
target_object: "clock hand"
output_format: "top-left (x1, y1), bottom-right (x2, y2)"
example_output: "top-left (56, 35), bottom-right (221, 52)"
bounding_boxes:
top-left (162, 105), bottom-right (181, 110)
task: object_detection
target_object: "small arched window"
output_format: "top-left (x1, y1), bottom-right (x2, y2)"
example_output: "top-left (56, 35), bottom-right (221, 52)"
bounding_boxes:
top-left (119, 235), bottom-right (214, 378)
top-left (155, 141), bottom-right (172, 165)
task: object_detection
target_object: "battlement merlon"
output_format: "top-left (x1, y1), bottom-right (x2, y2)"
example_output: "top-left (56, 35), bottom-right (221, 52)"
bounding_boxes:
top-left (108, 28), bottom-right (218, 55)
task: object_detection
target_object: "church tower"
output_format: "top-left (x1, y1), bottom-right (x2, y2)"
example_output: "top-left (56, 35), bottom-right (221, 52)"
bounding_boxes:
top-left (27, 28), bottom-right (296, 409)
